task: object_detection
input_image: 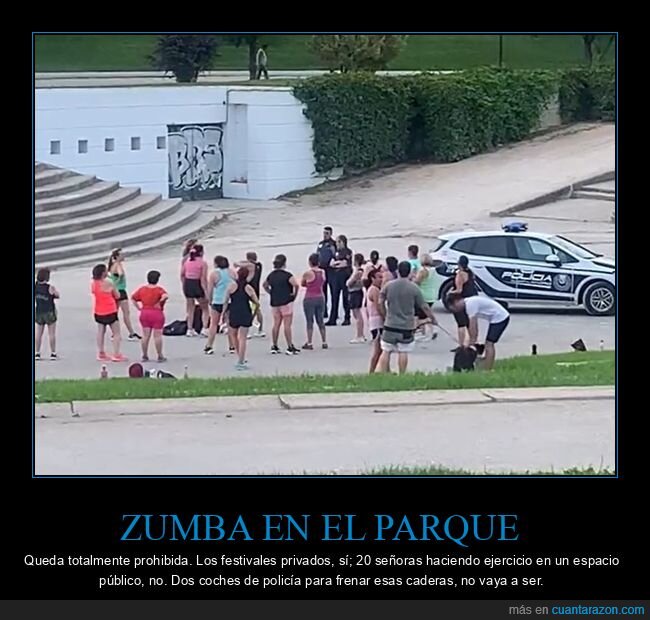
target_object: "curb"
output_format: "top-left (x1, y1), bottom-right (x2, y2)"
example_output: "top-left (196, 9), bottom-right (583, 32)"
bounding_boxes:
top-left (35, 386), bottom-right (615, 419)
top-left (490, 171), bottom-right (615, 217)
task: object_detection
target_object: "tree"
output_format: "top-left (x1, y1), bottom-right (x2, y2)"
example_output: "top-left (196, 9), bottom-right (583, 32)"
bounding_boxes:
top-left (150, 35), bottom-right (219, 82)
top-left (223, 35), bottom-right (267, 80)
top-left (310, 35), bottom-right (407, 73)
top-left (582, 34), bottom-right (615, 67)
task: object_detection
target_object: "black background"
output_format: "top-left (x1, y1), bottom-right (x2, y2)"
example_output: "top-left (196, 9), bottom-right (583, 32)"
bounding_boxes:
top-left (11, 25), bottom-right (641, 602)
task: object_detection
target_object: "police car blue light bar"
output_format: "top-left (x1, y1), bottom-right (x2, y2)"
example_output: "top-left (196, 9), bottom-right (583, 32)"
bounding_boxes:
top-left (502, 221), bottom-right (528, 233)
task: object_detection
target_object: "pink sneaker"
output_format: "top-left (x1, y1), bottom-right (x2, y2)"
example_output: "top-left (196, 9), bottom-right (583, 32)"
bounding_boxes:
top-left (111, 354), bottom-right (128, 363)
top-left (97, 352), bottom-right (110, 361)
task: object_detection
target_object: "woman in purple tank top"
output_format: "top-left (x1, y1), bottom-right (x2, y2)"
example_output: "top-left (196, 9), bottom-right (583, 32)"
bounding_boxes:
top-left (300, 253), bottom-right (328, 350)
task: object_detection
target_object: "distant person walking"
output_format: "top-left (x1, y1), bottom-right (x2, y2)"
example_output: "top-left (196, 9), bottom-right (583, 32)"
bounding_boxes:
top-left (108, 248), bottom-right (140, 341)
top-left (264, 254), bottom-right (300, 355)
top-left (316, 226), bottom-right (337, 319)
top-left (256, 44), bottom-right (269, 79)
top-left (131, 270), bottom-right (168, 363)
top-left (378, 261), bottom-right (436, 374)
top-left (224, 266), bottom-right (260, 370)
top-left (91, 263), bottom-right (126, 362)
top-left (34, 268), bottom-right (59, 360)
top-left (301, 253), bottom-right (327, 350)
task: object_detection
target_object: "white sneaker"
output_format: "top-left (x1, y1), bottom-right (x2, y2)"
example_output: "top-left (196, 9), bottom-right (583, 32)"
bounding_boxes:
top-left (256, 331), bottom-right (266, 338)
top-left (186, 329), bottom-right (198, 338)
top-left (349, 337), bottom-right (366, 344)
top-left (200, 329), bottom-right (209, 338)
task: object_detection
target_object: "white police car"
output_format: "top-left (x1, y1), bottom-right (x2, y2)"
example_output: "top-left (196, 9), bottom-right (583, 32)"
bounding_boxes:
top-left (430, 222), bottom-right (616, 316)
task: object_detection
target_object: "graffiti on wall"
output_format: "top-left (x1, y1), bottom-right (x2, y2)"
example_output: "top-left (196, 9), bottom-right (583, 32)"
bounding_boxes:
top-left (168, 124), bottom-right (224, 200)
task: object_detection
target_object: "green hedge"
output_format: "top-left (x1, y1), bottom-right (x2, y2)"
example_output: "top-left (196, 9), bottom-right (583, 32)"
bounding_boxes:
top-left (294, 68), bottom-right (558, 173)
top-left (412, 69), bottom-right (557, 162)
top-left (559, 66), bottom-right (615, 122)
top-left (293, 74), bottom-right (414, 172)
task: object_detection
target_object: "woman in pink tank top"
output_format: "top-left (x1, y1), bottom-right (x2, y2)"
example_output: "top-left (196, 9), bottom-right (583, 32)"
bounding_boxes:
top-left (365, 267), bottom-right (385, 373)
top-left (300, 253), bottom-right (328, 350)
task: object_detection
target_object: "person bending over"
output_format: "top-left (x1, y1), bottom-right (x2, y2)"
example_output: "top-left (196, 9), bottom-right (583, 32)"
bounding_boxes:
top-left (446, 293), bottom-right (510, 371)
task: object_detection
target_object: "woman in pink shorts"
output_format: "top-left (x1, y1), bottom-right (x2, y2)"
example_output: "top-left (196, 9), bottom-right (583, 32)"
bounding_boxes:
top-left (131, 270), bottom-right (169, 362)
top-left (263, 254), bottom-right (300, 355)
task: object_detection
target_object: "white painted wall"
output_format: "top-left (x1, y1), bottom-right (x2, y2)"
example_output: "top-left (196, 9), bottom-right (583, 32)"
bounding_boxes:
top-left (35, 85), bottom-right (324, 200)
top-left (223, 88), bottom-right (323, 200)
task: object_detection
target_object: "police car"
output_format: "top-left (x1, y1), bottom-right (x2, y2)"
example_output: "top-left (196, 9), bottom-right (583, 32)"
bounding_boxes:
top-left (430, 222), bottom-right (616, 316)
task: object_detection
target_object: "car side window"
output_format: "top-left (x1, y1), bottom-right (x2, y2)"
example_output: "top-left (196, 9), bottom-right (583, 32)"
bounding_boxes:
top-left (451, 238), bottom-right (475, 254)
top-left (514, 237), bottom-right (577, 264)
top-left (550, 246), bottom-right (578, 264)
top-left (472, 236), bottom-right (511, 258)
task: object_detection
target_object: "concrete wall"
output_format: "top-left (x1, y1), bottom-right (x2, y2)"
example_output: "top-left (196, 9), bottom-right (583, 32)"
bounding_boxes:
top-left (223, 88), bottom-right (323, 200)
top-left (35, 86), bottom-right (323, 200)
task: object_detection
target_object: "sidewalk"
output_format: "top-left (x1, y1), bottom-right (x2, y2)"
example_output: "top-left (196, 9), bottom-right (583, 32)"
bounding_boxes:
top-left (35, 387), bottom-right (615, 475)
top-left (36, 385), bottom-right (615, 419)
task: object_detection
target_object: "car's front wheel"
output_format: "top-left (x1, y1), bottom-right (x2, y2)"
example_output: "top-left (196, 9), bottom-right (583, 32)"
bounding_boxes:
top-left (583, 281), bottom-right (616, 316)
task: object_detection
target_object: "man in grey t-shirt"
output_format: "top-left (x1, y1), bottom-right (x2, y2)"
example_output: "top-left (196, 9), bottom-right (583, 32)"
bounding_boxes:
top-left (378, 261), bottom-right (436, 374)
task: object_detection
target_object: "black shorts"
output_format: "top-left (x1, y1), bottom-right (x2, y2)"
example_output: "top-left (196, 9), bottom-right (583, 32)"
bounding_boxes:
top-left (117, 289), bottom-right (128, 302)
top-left (453, 308), bottom-right (470, 328)
top-left (183, 279), bottom-right (205, 300)
top-left (35, 310), bottom-right (57, 326)
top-left (486, 317), bottom-right (510, 343)
top-left (349, 290), bottom-right (364, 309)
top-left (229, 316), bottom-right (253, 329)
top-left (371, 328), bottom-right (383, 340)
top-left (211, 303), bottom-right (224, 314)
top-left (95, 312), bottom-right (118, 326)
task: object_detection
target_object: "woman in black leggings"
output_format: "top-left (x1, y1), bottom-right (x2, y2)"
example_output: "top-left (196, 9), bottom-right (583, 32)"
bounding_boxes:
top-left (451, 255), bottom-right (479, 347)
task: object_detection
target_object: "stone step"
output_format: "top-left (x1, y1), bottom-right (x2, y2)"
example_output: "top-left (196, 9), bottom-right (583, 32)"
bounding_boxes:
top-left (572, 190), bottom-right (615, 202)
top-left (580, 185), bottom-right (615, 195)
top-left (36, 181), bottom-right (121, 212)
top-left (36, 196), bottom-right (182, 250)
top-left (35, 162), bottom-right (51, 173)
top-left (35, 199), bottom-right (196, 263)
top-left (35, 167), bottom-right (72, 187)
top-left (35, 174), bottom-right (97, 199)
top-left (36, 187), bottom-right (144, 230)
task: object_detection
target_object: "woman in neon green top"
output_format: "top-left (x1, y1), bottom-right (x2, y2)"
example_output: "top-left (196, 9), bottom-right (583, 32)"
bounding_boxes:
top-left (414, 253), bottom-right (439, 340)
top-left (108, 248), bottom-right (141, 341)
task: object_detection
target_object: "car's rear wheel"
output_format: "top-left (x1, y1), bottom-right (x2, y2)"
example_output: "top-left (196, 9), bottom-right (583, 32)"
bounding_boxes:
top-left (583, 281), bottom-right (616, 316)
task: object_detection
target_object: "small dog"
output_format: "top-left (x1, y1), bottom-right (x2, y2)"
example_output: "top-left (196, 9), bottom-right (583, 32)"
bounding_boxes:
top-left (452, 344), bottom-right (486, 372)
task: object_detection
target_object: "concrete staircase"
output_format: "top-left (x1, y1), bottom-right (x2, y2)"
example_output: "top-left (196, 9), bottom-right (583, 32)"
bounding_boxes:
top-left (35, 163), bottom-right (218, 270)
top-left (572, 182), bottom-right (615, 202)
top-left (570, 178), bottom-right (615, 223)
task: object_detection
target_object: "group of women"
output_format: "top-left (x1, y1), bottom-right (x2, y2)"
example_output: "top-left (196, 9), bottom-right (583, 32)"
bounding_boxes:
top-left (35, 236), bottom-right (479, 374)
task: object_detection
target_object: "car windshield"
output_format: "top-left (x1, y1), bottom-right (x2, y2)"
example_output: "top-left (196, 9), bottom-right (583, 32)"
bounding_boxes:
top-left (550, 235), bottom-right (601, 259)
top-left (430, 238), bottom-right (448, 252)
